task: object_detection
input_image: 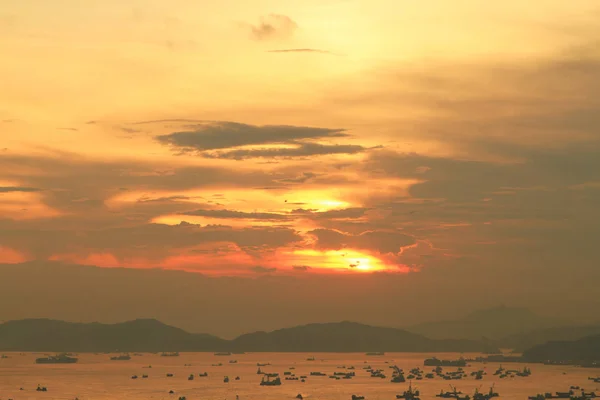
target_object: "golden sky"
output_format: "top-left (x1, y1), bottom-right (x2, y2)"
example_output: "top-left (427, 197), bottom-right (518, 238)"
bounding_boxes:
top-left (1, 0), bottom-right (600, 288)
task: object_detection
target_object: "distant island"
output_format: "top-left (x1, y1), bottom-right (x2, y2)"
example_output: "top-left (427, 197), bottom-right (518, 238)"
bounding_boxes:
top-left (522, 332), bottom-right (600, 365)
top-left (407, 305), bottom-right (564, 341)
top-left (406, 306), bottom-right (600, 354)
top-left (0, 318), bottom-right (494, 353)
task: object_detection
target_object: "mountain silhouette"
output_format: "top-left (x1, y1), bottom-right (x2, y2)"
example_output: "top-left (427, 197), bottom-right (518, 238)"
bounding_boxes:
top-left (408, 306), bottom-right (561, 340)
top-left (230, 321), bottom-right (483, 352)
top-left (0, 319), bottom-right (226, 352)
top-left (500, 323), bottom-right (600, 351)
top-left (0, 318), bottom-right (491, 353)
top-left (523, 332), bottom-right (600, 363)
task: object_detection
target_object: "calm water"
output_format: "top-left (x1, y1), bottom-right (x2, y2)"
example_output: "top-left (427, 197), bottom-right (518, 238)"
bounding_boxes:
top-left (1, 352), bottom-right (598, 400)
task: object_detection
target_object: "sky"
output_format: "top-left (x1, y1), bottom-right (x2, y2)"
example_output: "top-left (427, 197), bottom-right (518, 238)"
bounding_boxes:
top-left (1, 1), bottom-right (600, 336)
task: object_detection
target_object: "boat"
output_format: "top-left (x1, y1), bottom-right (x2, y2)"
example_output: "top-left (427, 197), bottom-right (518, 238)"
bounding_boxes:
top-left (110, 354), bottom-right (131, 361)
top-left (391, 373), bottom-right (406, 383)
top-left (436, 386), bottom-right (465, 399)
top-left (215, 352), bottom-right (232, 356)
top-left (36, 354), bottom-right (78, 364)
top-left (424, 357), bottom-right (467, 367)
top-left (161, 352), bottom-right (180, 357)
top-left (260, 375), bottom-right (282, 386)
top-left (396, 382), bottom-right (421, 400)
top-left (199, 372), bottom-right (208, 377)
top-left (366, 352), bottom-right (385, 356)
top-left (472, 386), bottom-right (499, 400)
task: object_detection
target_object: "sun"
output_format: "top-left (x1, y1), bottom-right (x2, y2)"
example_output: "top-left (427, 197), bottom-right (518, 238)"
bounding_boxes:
top-left (286, 249), bottom-right (391, 273)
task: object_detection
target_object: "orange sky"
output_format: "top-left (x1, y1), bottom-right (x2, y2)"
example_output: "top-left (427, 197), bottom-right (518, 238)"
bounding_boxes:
top-left (1, 1), bottom-right (600, 278)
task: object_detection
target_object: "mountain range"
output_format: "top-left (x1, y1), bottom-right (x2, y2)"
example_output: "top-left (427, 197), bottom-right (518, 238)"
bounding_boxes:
top-left (523, 333), bottom-right (600, 363)
top-left (406, 305), bottom-right (564, 341)
top-left (0, 319), bottom-right (490, 353)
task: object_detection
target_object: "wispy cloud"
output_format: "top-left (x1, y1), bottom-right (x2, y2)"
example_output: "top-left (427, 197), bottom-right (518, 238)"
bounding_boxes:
top-left (246, 14), bottom-right (298, 41)
top-left (0, 186), bottom-right (41, 193)
top-left (155, 121), bottom-right (371, 159)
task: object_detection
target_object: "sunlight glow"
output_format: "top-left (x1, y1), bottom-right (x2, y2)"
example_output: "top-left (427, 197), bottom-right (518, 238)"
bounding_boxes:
top-left (287, 249), bottom-right (392, 273)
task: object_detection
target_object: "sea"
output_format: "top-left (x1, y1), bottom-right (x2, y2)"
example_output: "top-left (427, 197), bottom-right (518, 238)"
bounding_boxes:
top-left (0, 352), bottom-right (598, 400)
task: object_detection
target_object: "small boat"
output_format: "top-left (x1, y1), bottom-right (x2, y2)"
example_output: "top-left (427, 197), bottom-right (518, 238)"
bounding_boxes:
top-left (36, 354), bottom-right (78, 364)
top-left (260, 375), bottom-right (282, 386)
top-left (110, 354), bottom-right (131, 361)
top-left (396, 382), bottom-right (420, 400)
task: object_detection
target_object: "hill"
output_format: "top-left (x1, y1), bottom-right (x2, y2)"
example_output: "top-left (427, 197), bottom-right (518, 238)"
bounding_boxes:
top-left (500, 324), bottom-right (600, 351)
top-left (408, 306), bottom-right (561, 340)
top-left (0, 319), bottom-right (227, 352)
top-left (522, 333), bottom-right (600, 363)
top-left (230, 321), bottom-right (486, 352)
top-left (0, 319), bottom-right (492, 353)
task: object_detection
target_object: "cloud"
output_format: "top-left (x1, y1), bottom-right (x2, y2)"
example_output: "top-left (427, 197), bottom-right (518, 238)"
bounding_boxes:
top-left (276, 172), bottom-right (318, 184)
top-left (0, 186), bottom-right (41, 193)
top-left (310, 229), bottom-right (416, 255)
top-left (296, 207), bottom-right (369, 220)
top-left (156, 121), bottom-right (348, 151)
top-left (155, 121), bottom-right (370, 159)
top-left (0, 220), bottom-right (302, 261)
top-left (200, 143), bottom-right (368, 160)
top-left (247, 14), bottom-right (298, 41)
top-left (182, 209), bottom-right (289, 221)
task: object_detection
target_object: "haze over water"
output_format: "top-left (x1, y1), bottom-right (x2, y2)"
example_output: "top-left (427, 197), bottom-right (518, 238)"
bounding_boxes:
top-left (1, 353), bottom-right (598, 400)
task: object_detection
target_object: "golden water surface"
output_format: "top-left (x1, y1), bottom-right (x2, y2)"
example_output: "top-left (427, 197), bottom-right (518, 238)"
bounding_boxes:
top-left (0, 352), bottom-right (598, 400)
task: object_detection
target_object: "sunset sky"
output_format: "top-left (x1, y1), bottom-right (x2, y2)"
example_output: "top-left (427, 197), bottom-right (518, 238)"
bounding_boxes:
top-left (1, 1), bottom-right (599, 335)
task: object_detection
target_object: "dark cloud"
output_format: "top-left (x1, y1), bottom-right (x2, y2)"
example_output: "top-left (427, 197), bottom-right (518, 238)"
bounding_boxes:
top-left (137, 195), bottom-right (196, 203)
top-left (182, 209), bottom-right (289, 221)
top-left (0, 186), bottom-right (41, 193)
top-left (156, 121), bottom-right (348, 151)
top-left (155, 121), bottom-right (371, 159)
top-left (310, 229), bottom-right (416, 254)
top-left (0, 221), bottom-right (302, 260)
top-left (247, 14), bottom-right (297, 41)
